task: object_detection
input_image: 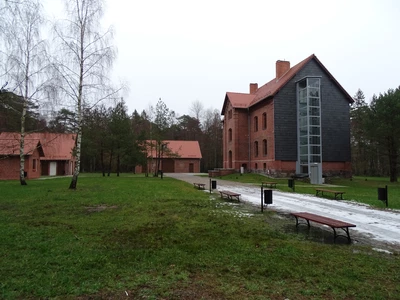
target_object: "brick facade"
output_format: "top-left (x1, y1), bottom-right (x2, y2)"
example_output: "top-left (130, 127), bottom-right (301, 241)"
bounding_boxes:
top-left (222, 55), bottom-right (353, 177)
top-left (135, 140), bottom-right (202, 174)
top-left (0, 149), bottom-right (41, 180)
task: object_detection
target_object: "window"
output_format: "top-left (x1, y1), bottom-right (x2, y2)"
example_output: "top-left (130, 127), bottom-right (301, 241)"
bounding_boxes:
top-left (228, 110), bottom-right (232, 119)
top-left (263, 163), bottom-right (266, 171)
top-left (262, 113), bottom-right (267, 129)
top-left (263, 139), bottom-right (267, 156)
top-left (297, 77), bottom-right (321, 174)
top-left (228, 128), bottom-right (232, 141)
top-left (254, 141), bottom-right (259, 157)
top-left (32, 159), bottom-right (37, 171)
top-left (254, 116), bottom-right (258, 132)
top-left (255, 163), bottom-right (258, 170)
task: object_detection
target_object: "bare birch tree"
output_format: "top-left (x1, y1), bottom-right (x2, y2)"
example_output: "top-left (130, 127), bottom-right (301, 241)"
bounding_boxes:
top-left (52, 0), bottom-right (118, 189)
top-left (0, 0), bottom-right (49, 185)
top-left (189, 99), bottom-right (204, 122)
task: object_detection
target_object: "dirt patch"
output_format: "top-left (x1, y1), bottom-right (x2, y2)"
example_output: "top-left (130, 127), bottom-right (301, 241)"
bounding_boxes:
top-left (85, 205), bottom-right (118, 213)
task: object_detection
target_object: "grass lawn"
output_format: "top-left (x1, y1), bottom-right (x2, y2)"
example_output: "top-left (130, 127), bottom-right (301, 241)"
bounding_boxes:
top-left (0, 174), bottom-right (399, 299)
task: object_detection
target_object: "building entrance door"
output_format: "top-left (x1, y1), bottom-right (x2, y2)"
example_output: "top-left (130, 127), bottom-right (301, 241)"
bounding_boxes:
top-left (49, 162), bottom-right (57, 176)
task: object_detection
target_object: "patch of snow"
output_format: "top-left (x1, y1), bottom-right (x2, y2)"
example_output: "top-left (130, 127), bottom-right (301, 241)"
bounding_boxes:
top-left (215, 183), bottom-right (400, 248)
top-left (372, 248), bottom-right (393, 254)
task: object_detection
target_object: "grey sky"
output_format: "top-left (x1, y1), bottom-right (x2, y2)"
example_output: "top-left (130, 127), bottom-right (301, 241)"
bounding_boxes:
top-left (46, 0), bottom-right (400, 116)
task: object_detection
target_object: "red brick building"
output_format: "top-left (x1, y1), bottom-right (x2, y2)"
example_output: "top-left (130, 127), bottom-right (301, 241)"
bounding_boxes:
top-left (222, 54), bottom-right (353, 177)
top-left (0, 132), bottom-right (77, 180)
top-left (136, 140), bottom-right (202, 173)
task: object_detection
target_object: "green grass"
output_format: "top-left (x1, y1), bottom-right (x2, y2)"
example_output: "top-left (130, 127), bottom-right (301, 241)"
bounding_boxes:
top-left (0, 174), bottom-right (399, 299)
top-left (218, 173), bottom-right (400, 209)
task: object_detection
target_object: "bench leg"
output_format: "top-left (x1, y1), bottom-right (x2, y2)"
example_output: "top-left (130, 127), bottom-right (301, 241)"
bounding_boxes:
top-left (294, 216), bottom-right (310, 228)
top-left (332, 227), bottom-right (352, 243)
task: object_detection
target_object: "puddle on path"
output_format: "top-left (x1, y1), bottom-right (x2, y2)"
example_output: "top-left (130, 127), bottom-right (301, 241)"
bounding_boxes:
top-left (282, 223), bottom-right (353, 245)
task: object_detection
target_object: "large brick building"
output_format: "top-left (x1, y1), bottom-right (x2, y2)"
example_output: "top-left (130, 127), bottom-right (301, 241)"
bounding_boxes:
top-left (221, 54), bottom-right (353, 177)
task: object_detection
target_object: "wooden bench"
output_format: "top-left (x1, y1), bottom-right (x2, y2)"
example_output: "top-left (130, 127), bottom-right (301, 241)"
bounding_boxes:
top-left (291, 212), bottom-right (356, 243)
top-left (219, 190), bottom-right (241, 201)
top-left (193, 183), bottom-right (206, 190)
top-left (262, 182), bottom-right (277, 188)
top-left (316, 188), bottom-right (345, 200)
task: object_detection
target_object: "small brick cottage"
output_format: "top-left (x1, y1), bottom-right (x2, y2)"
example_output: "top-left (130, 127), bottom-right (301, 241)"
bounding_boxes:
top-left (0, 132), bottom-right (77, 180)
top-left (135, 140), bottom-right (202, 174)
top-left (221, 54), bottom-right (353, 177)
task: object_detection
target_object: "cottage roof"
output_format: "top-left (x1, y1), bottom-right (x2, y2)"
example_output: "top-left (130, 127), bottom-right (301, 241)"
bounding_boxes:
top-left (147, 140), bottom-right (202, 159)
top-left (0, 132), bottom-right (76, 159)
top-left (221, 54), bottom-right (354, 115)
top-left (0, 132), bottom-right (41, 156)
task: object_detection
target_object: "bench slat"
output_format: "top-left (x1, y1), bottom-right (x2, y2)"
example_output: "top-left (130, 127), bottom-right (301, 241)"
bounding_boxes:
top-left (262, 182), bottom-right (277, 188)
top-left (219, 190), bottom-right (241, 201)
top-left (292, 212), bottom-right (355, 228)
top-left (193, 183), bottom-right (206, 190)
top-left (291, 212), bottom-right (356, 243)
top-left (315, 188), bottom-right (345, 200)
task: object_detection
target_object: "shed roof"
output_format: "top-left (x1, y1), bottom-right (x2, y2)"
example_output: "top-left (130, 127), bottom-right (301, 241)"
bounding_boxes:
top-left (147, 140), bottom-right (202, 159)
top-left (0, 132), bottom-right (76, 159)
top-left (0, 132), bottom-right (41, 156)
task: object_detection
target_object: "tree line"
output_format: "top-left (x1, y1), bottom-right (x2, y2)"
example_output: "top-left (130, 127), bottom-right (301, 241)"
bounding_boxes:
top-left (351, 87), bottom-right (400, 182)
top-left (0, 89), bottom-right (223, 175)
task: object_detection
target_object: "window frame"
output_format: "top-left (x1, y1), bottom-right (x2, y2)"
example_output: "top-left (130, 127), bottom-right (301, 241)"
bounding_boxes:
top-left (254, 141), bottom-right (259, 157)
top-left (262, 112), bottom-right (267, 130)
top-left (263, 139), bottom-right (267, 156)
top-left (254, 116), bottom-right (258, 132)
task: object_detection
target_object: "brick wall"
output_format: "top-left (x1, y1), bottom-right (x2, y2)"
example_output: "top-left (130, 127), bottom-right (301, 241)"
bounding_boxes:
top-left (222, 57), bottom-right (352, 177)
top-left (0, 150), bottom-right (41, 180)
top-left (173, 159), bottom-right (200, 173)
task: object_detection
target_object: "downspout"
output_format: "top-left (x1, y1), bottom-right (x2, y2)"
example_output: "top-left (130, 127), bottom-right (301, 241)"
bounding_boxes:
top-left (248, 107), bottom-right (251, 171)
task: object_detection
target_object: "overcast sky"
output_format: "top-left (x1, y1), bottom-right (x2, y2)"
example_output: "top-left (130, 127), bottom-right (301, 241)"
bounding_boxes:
top-left (46, 0), bottom-right (400, 117)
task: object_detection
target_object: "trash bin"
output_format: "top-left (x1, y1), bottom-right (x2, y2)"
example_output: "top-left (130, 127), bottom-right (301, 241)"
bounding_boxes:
top-left (211, 180), bottom-right (217, 189)
top-left (264, 189), bottom-right (273, 204)
top-left (288, 179), bottom-right (294, 188)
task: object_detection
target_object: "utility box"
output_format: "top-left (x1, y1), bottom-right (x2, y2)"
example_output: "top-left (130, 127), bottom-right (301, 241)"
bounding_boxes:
top-left (310, 163), bottom-right (323, 184)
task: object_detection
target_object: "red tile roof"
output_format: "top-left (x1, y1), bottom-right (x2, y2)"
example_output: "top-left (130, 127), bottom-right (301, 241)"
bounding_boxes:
top-left (0, 132), bottom-right (41, 156)
top-left (222, 54), bottom-right (353, 114)
top-left (146, 140), bottom-right (202, 159)
top-left (0, 132), bottom-right (76, 159)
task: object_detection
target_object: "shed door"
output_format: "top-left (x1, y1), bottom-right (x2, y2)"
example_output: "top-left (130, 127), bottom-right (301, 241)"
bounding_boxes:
top-left (163, 159), bottom-right (175, 172)
top-left (49, 162), bottom-right (57, 176)
top-left (189, 163), bottom-right (194, 173)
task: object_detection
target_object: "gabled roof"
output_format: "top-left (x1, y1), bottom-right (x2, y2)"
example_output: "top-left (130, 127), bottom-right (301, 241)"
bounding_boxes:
top-left (0, 132), bottom-right (42, 156)
top-left (222, 54), bottom-right (354, 115)
top-left (0, 132), bottom-right (76, 159)
top-left (31, 133), bottom-right (76, 160)
top-left (146, 140), bottom-right (202, 159)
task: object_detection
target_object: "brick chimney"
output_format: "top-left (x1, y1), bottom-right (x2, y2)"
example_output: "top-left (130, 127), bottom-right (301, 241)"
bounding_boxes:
top-left (249, 83), bottom-right (258, 94)
top-left (276, 60), bottom-right (290, 79)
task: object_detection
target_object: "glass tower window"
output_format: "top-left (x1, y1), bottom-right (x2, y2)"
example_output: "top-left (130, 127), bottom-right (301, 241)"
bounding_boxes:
top-left (297, 77), bottom-right (321, 174)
